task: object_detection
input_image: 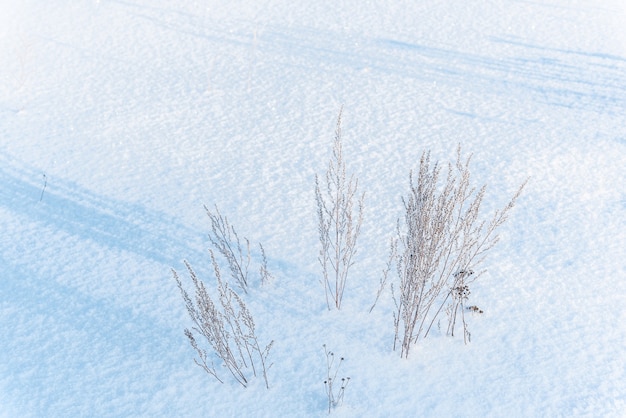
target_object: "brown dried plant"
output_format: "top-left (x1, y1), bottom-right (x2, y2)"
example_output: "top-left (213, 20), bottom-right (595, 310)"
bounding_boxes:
top-left (205, 204), bottom-right (251, 293)
top-left (392, 146), bottom-right (526, 358)
top-left (174, 207), bottom-right (274, 388)
top-left (173, 254), bottom-right (273, 388)
top-left (315, 108), bottom-right (365, 310)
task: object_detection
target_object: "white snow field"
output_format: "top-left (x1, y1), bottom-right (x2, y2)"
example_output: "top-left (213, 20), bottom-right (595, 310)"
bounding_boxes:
top-left (1, 0), bottom-right (625, 416)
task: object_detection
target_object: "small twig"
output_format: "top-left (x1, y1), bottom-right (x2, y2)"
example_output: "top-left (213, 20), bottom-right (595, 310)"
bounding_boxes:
top-left (39, 174), bottom-right (47, 202)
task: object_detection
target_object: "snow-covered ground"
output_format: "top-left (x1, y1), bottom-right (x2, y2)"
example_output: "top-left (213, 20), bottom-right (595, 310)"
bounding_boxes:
top-left (1, 0), bottom-right (625, 416)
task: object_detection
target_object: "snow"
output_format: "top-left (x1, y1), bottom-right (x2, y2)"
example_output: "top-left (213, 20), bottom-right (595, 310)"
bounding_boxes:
top-left (1, 0), bottom-right (625, 416)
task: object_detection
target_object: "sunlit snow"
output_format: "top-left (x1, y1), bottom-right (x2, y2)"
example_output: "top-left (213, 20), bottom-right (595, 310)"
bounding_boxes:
top-left (1, 1), bottom-right (625, 416)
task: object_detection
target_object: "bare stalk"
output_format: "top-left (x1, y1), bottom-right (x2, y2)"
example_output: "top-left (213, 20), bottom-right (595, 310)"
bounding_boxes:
top-left (369, 238), bottom-right (396, 313)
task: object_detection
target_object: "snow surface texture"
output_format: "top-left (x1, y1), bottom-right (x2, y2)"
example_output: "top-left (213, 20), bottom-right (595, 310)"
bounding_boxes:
top-left (1, 0), bottom-right (625, 416)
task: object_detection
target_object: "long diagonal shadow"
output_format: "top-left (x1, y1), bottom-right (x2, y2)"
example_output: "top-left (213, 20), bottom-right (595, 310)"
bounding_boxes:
top-left (0, 250), bottom-right (189, 416)
top-left (0, 153), bottom-right (206, 267)
top-left (107, 0), bottom-right (626, 115)
top-left (0, 153), bottom-right (211, 415)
